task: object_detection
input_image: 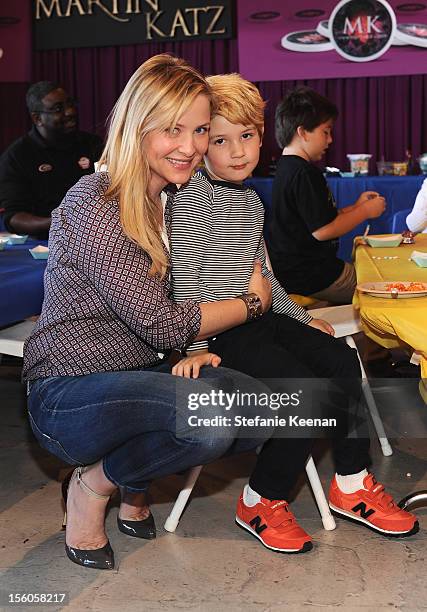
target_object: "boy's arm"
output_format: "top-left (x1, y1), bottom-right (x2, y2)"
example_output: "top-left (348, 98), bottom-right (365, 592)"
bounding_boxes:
top-left (313, 194), bottom-right (385, 241)
top-left (337, 192), bottom-right (380, 215)
top-left (258, 238), bottom-right (312, 324)
top-left (292, 169), bottom-right (385, 242)
top-left (171, 180), bottom-right (213, 352)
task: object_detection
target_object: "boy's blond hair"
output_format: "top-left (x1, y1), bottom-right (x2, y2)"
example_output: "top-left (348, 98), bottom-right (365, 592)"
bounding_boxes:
top-left (206, 73), bottom-right (265, 137)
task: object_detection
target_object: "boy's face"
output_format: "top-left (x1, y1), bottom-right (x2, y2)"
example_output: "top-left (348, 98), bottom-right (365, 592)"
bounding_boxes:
top-left (204, 115), bottom-right (261, 184)
top-left (302, 119), bottom-right (334, 162)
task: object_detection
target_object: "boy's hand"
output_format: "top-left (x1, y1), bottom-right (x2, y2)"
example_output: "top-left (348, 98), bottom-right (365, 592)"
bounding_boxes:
top-left (356, 191), bottom-right (380, 205)
top-left (248, 260), bottom-right (272, 313)
top-left (360, 196), bottom-right (386, 219)
top-left (172, 351), bottom-right (222, 378)
top-left (307, 318), bottom-right (335, 336)
top-left (357, 192), bottom-right (386, 219)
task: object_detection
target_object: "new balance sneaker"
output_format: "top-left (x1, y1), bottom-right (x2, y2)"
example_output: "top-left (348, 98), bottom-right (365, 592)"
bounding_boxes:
top-left (329, 473), bottom-right (419, 537)
top-left (235, 492), bottom-right (313, 553)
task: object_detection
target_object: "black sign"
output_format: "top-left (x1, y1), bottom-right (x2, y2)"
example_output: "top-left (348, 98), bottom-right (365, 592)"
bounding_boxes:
top-left (330, 0), bottom-right (396, 62)
top-left (34, 0), bottom-right (234, 50)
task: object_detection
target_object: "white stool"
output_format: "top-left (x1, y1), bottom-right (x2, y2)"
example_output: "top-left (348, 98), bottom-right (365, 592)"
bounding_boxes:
top-left (309, 304), bottom-right (392, 457)
top-left (0, 320), bottom-right (36, 358)
top-left (164, 455), bottom-right (336, 533)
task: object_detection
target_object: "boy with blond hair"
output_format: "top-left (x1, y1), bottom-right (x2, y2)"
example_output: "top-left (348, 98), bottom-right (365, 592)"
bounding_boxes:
top-left (170, 74), bottom-right (418, 554)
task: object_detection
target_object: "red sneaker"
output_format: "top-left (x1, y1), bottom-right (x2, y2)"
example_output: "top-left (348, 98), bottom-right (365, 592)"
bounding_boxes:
top-left (235, 491), bottom-right (313, 553)
top-left (329, 473), bottom-right (419, 537)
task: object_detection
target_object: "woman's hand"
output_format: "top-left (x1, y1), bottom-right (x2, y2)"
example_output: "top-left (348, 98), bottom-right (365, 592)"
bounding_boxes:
top-left (248, 260), bottom-right (272, 313)
top-left (172, 351), bottom-right (222, 378)
top-left (307, 318), bottom-right (335, 336)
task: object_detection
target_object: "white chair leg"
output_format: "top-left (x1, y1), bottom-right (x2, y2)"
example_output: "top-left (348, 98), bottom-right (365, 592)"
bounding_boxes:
top-left (165, 458), bottom-right (335, 533)
top-left (164, 465), bottom-right (203, 532)
top-left (345, 336), bottom-right (393, 457)
top-left (305, 456), bottom-right (336, 531)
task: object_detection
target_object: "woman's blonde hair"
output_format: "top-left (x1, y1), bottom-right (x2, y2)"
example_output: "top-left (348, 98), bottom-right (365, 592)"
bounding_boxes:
top-left (99, 54), bottom-right (211, 277)
top-left (206, 73), bottom-right (265, 138)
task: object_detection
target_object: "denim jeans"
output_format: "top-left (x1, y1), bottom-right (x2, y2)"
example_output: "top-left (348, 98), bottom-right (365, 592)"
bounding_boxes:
top-left (27, 364), bottom-right (270, 492)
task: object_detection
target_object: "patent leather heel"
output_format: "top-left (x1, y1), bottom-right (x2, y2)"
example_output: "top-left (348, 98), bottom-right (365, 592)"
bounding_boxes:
top-left (117, 513), bottom-right (156, 539)
top-left (65, 541), bottom-right (114, 570)
top-left (62, 466), bottom-right (115, 570)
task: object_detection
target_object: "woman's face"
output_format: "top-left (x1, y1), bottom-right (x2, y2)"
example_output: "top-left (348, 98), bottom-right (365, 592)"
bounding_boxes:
top-left (145, 94), bottom-right (210, 198)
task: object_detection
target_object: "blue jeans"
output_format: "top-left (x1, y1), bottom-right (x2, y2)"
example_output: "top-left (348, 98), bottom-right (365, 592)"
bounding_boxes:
top-left (27, 364), bottom-right (269, 492)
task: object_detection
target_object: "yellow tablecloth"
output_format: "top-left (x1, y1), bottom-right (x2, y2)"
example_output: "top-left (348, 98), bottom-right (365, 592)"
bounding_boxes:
top-left (354, 235), bottom-right (427, 401)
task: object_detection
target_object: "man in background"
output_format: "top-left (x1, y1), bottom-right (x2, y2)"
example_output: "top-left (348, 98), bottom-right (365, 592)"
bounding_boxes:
top-left (0, 81), bottom-right (103, 238)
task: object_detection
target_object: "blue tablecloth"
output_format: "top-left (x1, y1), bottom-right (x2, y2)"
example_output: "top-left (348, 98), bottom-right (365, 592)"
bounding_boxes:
top-left (246, 175), bottom-right (425, 262)
top-left (0, 239), bottom-right (47, 327)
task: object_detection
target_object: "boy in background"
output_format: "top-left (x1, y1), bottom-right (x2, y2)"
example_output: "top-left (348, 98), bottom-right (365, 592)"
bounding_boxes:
top-left (170, 75), bottom-right (417, 554)
top-left (268, 87), bottom-right (385, 304)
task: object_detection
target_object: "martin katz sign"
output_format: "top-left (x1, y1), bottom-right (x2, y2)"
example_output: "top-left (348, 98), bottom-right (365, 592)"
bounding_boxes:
top-left (34, 0), bottom-right (234, 50)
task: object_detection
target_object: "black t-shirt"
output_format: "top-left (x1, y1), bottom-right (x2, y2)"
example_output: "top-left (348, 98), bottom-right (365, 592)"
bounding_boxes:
top-left (267, 155), bottom-right (344, 295)
top-left (0, 127), bottom-right (103, 237)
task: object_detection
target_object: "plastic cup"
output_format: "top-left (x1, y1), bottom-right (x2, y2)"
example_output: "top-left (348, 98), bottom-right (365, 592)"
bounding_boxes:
top-left (347, 154), bottom-right (372, 175)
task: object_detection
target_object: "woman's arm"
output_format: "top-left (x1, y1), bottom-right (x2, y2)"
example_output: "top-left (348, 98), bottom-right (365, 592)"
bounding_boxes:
top-left (197, 261), bottom-right (271, 339)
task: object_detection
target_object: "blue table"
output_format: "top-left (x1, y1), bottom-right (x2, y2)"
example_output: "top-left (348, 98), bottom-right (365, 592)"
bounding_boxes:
top-left (0, 238), bottom-right (47, 327)
top-left (246, 175), bottom-right (425, 262)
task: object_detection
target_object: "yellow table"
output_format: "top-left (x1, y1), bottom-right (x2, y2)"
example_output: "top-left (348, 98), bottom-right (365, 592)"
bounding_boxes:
top-left (354, 235), bottom-right (427, 402)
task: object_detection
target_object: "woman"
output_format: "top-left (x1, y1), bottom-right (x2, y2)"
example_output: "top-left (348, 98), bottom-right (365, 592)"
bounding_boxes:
top-left (23, 54), bottom-right (272, 570)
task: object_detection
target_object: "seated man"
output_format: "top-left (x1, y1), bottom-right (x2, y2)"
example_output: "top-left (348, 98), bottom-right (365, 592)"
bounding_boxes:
top-left (0, 81), bottom-right (103, 238)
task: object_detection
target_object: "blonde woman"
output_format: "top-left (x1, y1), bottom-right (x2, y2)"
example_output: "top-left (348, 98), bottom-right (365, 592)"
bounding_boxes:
top-left (23, 55), bottom-right (272, 570)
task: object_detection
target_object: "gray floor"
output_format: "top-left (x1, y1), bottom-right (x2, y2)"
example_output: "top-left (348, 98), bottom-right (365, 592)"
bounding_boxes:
top-left (0, 361), bottom-right (426, 612)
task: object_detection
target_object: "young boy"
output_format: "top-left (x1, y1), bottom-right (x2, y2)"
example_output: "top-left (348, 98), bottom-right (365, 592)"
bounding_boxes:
top-left (268, 87), bottom-right (386, 304)
top-left (170, 74), bottom-right (417, 554)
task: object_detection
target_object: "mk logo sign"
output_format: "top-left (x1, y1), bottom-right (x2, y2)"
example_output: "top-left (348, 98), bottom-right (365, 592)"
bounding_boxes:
top-left (343, 16), bottom-right (381, 35)
top-left (249, 516), bottom-right (267, 535)
top-left (352, 502), bottom-right (375, 519)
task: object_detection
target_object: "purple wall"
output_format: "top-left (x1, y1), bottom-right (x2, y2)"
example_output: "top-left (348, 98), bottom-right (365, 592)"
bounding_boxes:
top-left (257, 74), bottom-right (427, 175)
top-left (0, 0), bottom-right (31, 83)
top-left (1, 35), bottom-right (426, 175)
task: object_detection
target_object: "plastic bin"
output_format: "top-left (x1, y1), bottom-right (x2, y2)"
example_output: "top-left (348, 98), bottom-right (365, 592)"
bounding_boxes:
top-left (347, 154), bottom-right (371, 175)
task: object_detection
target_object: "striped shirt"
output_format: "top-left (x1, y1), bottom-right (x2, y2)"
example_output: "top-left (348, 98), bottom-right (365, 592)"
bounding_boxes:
top-left (171, 170), bottom-right (312, 351)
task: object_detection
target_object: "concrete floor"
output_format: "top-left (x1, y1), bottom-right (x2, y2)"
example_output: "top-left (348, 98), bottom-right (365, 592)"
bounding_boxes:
top-left (0, 360), bottom-right (426, 612)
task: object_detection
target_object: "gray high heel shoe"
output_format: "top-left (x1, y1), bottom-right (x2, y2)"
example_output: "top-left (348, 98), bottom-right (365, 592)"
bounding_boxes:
top-left (62, 467), bottom-right (114, 570)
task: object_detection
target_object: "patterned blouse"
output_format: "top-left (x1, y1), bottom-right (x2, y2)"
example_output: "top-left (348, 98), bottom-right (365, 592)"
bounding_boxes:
top-left (23, 172), bottom-right (201, 380)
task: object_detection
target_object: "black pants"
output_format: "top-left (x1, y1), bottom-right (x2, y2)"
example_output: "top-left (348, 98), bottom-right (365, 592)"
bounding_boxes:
top-left (209, 312), bottom-right (371, 500)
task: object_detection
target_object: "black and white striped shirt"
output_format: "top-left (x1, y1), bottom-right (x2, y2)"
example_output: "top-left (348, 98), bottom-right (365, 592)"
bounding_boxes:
top-left (171, 170), bottom-right (312, 351)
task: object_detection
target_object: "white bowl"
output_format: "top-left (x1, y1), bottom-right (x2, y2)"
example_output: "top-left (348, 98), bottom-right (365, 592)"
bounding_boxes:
top-left (7, 234), bottom-right (29, 245)
top-left (365, 235), bottom-right (403, 248)
top-left (29, 245), bottom-right (49, 260)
